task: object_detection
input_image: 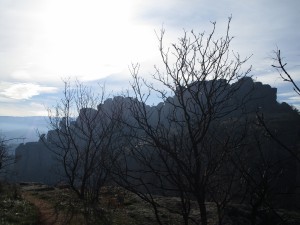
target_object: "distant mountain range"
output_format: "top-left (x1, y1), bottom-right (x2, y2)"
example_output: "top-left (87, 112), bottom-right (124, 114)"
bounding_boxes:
top-left (0, 116), bottom-right (49, 144)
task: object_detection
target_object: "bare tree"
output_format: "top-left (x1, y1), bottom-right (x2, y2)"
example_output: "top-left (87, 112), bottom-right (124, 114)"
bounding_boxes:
top-left (113, 17), bottom-right (252, 225)
top-left (0, 135), bottom-right (16, 175)
top-left (272, 49), bottom-right (300, 96)
top-left (246, 49), bottom-right (300, 224)
top-left (256, 49), bottom-right (300, 163)
top-left (43, 80), bottom-right (123, 222)
top-left (231, 122), bottom-right (293, 225)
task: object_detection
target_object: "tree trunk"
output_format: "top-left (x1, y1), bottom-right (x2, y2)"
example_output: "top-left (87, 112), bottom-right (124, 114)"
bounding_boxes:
top-left (217, 205), bottom-right (223, 225)
top-left (198, 196), bottom-right (207, 225)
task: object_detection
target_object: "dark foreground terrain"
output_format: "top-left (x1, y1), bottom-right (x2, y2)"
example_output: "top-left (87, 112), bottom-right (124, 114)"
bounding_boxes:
top-left (0, 182), bottom-right (300, 225)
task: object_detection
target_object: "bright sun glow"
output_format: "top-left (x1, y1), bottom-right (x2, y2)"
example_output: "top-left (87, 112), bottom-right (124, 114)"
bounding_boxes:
top-left (35, 0), bottom-right (156, 81)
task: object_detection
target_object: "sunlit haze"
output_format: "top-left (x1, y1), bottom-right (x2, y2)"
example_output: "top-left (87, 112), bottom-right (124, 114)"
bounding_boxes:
top-left (0, 0), bottom-right (299, 116)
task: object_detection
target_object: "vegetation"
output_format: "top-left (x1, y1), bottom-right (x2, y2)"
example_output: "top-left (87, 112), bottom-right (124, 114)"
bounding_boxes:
top-left (41, 80), bottom-right (124, 222)
top-left (2, 19), bottom-right (299, 225)
top-left (0, 135), bottom-right (15, 174)
top-left (1, 183), bottom-right (298, 225)
top-left (256, 48), bottom-right (300, 163)
top-left (19, 183), bottom-right (183, 225)
top-left (113, 17), bottom-right (253, 225)
top-left (0, 183), bottom-right (38, 225)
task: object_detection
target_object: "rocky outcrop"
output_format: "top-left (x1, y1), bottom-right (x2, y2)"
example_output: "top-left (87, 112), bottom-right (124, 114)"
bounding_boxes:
top-left (13, 78), bottom-right (300, 195)
top-left (14, 139), bottom-right (60, 185)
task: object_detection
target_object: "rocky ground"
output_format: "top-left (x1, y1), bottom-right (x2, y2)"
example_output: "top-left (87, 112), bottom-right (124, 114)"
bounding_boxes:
top-left (1, 182), bottom-right (300, 225)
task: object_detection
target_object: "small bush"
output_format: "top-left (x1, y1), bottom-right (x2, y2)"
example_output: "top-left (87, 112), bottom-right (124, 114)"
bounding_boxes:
top-left (0, 182), bottom-right (38, 225)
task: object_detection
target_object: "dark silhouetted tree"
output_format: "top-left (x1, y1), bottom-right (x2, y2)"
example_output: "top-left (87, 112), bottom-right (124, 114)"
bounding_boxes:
top-left (113, 17), bottom-right (252, 225)
top-left (0, 135), bottom-right (15, 175)
top-left (256, 49), bottom-right (300, 163)
top-left (43, 80), bottom-right (123, 223)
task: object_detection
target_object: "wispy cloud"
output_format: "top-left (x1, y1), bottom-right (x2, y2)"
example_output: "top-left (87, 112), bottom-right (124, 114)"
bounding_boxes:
top-left (280, 93), bottom-right (300, 103)
top-left (277, 87), bottom-right (300, 109)
top-left (0, 82), bottom-right (57, 100)
top-left (0, 101), bottom-right (49, 116)
top-left (277, 91), bottom-right (298, 97)
top-left (28, 102), bottom-right (49, 116)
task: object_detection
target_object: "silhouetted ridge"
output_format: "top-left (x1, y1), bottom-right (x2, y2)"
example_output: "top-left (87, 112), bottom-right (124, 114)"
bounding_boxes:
top-left (13, 78), bottom-right (300, 209)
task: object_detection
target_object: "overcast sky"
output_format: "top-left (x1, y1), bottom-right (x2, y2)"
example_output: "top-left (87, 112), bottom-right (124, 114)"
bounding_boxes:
top-left (0, 0), bottom-right (299, 116)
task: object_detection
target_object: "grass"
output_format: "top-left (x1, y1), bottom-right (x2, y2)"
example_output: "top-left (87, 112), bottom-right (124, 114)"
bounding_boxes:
top-left (2, 182), bottom-right (300, 225)
top-left (0, 182), bottom-right (38, 225)
top-left (24, 185), bottom-right (184, 225)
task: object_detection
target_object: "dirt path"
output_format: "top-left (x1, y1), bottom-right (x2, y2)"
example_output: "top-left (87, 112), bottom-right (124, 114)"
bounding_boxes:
top-left (22, 192), bottom-right (66, 225)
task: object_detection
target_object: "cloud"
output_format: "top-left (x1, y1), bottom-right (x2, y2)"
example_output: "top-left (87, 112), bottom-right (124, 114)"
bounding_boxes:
top-left (0, 0), bottom-right (299, 115)
top-left (27, 102), bottom-right (49, 116)
top-left (277, 91), bottom-right (298, 97)
top-left (276, 87), bottom-right (300, 110)
top-left (289, 96), bottom-right (300, 101)
top-left (0, 82), bottom-right (57, 100)
top-left (278, 92), bottom-right (300, 102)
top-left (0, 101), bottom-right (49, 116)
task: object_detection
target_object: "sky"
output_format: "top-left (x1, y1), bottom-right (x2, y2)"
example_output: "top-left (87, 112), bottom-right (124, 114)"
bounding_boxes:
top-left (0, 0), bottom-right (299, 116)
